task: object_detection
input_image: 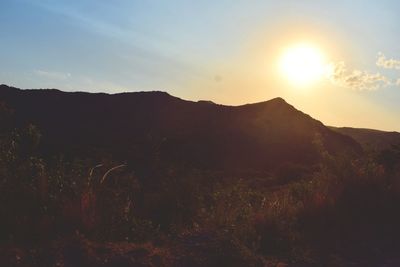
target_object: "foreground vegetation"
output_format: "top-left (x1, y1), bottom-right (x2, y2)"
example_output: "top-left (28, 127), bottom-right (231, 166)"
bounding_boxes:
top-left (1, 103), bottom-right (400, 266)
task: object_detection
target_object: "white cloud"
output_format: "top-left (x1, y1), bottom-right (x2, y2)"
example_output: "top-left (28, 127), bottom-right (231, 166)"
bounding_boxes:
top-left (327, 61), bottom-right (390, 91)
top-left (34, 70), bottom-right (71, 80)
top-left (376, 52), bottom-right (400, 70)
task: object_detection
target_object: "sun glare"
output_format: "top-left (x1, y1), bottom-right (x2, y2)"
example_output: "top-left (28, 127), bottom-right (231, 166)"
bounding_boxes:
top-left (279, 43), bottom-right (326, 87)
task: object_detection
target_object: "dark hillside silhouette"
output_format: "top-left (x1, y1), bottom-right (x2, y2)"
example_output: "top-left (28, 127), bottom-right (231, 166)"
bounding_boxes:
top-left (1, 84), bottom-right (400, 266)
top-left (330, 126), bottom-right (400, 151)
top-left (0, 84), bottom-right (361, 174)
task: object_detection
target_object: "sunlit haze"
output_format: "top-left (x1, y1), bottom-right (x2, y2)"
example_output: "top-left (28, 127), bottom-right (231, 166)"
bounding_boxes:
top-left (0, 0), bottom-right (399, 131)
top-left (1, 2), bottom-right (400, 265)
top-left (279, 43), bottom-right (326, 87)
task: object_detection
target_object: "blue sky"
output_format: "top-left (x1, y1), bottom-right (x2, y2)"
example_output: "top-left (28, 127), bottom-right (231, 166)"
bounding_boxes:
top-left (1, 0), bottom-right (400, 130)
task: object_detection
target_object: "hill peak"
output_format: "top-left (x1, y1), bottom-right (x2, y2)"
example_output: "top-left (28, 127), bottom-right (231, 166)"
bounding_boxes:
top-left (237, 96), bottom-right (295, 113)
top-left (269, 97), bottom-right (287, 103)
top-left (244, 97), bottom-right (290, 107)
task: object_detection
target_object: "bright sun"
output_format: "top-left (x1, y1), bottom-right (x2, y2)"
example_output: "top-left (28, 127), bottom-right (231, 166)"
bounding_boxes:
top-left (279, 43), bottom-right (326, 87)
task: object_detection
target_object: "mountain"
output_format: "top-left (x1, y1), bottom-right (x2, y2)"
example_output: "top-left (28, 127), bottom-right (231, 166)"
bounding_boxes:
top-left (330, 126), bottom-right (400, 151)
top-left (0, 84), bottom-right (361, 174)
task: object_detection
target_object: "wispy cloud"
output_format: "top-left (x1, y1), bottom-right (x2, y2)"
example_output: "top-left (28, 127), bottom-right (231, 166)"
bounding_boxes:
top-left (76, 76), bottom-right (127, 93)
top-left (376, 52), bottom-right (400, 70)
top-left (30, 70), bottom-right (127, 93)
top-left (326, 51), bottom-right (400, 90)
top-left (34, 70), bottom-right (71, 80)
top-left (23, 0), bottom-right (204, 78)
top-left (327, 61), bottom-right (390, 91)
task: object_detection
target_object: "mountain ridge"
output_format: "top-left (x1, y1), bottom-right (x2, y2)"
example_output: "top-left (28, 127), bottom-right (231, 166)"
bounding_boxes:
top-left (0, 84), bottom-right (362, 173)
top-left (330, 126), bottom-right (400, 151)
top-left (0, 84), bottom-right (293, 107)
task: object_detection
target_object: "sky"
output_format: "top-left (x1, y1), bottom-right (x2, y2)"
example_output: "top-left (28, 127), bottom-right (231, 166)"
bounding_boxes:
top-left (1, 0), bottom-right (400, 131)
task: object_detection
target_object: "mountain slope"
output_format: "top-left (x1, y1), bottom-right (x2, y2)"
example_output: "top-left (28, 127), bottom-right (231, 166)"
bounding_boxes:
top-left (330, 126), bottom-right (400, 151)
top-left (0, 84), bottom-right (361, 173)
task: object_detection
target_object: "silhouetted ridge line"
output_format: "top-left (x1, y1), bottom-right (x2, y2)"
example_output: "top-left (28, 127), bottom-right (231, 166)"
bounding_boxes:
top-left (0, 84), bottom-right (362, 173)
